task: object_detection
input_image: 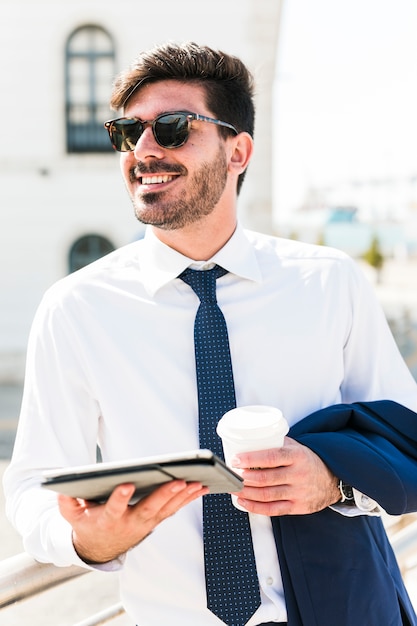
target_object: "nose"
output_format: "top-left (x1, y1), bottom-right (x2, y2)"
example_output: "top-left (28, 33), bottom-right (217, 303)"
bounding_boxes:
top-left (133, 125), bottom-right (165, 160)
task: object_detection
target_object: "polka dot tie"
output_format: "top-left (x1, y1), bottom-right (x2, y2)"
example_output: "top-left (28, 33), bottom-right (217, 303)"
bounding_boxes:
top-left (179, 265), bottom-right (261, 626)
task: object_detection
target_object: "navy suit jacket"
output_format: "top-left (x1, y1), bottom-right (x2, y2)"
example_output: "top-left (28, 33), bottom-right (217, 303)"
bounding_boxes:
top-left (270, 400), bottom-right (417, 626)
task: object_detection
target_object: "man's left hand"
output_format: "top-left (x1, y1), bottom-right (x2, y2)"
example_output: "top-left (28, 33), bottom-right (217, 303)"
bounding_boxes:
top-left (232, 437), bottom-right (340, 516)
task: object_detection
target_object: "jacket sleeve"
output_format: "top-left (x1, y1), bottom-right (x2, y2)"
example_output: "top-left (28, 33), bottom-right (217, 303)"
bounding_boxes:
top-left (289, 400), bottom-right (417, 515)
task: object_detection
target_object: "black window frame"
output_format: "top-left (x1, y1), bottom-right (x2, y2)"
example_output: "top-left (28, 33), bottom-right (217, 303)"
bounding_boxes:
top-left (65, 25), bottom-right (115, 153)
top-left (69, 234), bottom-right (115, 272)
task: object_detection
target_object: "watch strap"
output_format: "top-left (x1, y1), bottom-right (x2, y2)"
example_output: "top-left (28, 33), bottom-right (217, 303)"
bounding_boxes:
top-left (338, 479), bottom-right (355, 504)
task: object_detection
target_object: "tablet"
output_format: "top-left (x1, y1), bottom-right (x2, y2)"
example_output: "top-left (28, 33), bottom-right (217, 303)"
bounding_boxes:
top-left (41, 449), bottom-right (243, 504)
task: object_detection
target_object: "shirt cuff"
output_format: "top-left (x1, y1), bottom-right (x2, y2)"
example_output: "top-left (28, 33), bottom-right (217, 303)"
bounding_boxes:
top-left (86, 555), bottom-right (125, 572)
top-left (47, 512), bottom-right (126, 571)
top-left (330, 488), bottom-right (381, 517)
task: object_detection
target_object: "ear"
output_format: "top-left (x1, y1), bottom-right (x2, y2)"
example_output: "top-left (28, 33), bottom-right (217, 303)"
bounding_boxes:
top-left (227, 132), bottom-right (254, 175)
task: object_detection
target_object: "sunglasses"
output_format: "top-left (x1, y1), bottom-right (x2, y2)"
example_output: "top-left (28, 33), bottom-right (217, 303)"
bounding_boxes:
top-left (104, 111), bottom-right (238, 152)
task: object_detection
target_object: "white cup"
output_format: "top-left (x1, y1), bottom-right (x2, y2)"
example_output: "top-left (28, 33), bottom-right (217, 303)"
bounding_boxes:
top-left (216, 405), bottom-right (289, 510)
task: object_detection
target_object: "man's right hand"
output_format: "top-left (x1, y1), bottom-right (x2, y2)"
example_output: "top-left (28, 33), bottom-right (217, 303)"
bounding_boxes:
top-left (58, 480), bottom-right (208, 564)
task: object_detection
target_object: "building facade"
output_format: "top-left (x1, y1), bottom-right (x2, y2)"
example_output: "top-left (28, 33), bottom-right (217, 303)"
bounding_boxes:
top-left (0, 0), bottom-right (283, 381)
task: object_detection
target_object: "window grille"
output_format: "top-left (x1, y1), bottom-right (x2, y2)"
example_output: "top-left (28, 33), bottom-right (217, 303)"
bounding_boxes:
top-left (69, 234), bottom-right (115, 272)
top-left (66, 25), bottom-right (115, 153)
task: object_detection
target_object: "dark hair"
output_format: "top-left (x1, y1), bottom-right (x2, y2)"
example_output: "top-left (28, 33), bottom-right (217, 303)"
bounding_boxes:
top-left (110, 41), bottom-right (256, 193)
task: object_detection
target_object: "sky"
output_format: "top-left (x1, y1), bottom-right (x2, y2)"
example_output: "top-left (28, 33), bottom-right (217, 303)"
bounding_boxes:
top-left (273, 0), bottom-right (417, 221)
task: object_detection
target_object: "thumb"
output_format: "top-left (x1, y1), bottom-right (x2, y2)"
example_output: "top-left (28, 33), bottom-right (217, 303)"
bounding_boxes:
top-left (58, 493), bottom-right (86, 522)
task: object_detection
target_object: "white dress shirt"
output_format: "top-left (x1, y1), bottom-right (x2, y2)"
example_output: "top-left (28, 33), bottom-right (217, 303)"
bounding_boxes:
top-left (4, 224), bottom-right (417, 626)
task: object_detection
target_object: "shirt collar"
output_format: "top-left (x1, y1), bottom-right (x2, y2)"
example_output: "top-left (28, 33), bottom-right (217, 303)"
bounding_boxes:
top-left (140, 223), bottom-right (262, 296)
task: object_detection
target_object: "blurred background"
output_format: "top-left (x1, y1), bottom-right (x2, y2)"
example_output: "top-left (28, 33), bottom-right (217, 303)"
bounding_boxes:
top-left (275, 0), bottom-right (417, 247)
top-left (273, 0), bottom-right (417, 388)
top-left (0, 0), bottom-right (416, 623)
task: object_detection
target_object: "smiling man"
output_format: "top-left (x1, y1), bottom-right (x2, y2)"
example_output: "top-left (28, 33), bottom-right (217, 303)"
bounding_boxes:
top-left (4, 41), bottom-right (417, 626)
top-left (122, 85), bottom-right (233, 233)
top-left (113, 79), bottom-right (252, 256)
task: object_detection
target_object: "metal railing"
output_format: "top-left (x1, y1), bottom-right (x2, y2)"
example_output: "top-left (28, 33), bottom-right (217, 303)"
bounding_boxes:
top-left (1, 515), bottom-right (416, 626)
top-left (389, 514), bottom-right (417, 576)
top-left (0, 552), bottom-right (125, 625)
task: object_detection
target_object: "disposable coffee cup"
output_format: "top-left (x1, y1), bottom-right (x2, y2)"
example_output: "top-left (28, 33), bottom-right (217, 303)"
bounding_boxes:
top-left (216, 405), bottom-right (289, 510)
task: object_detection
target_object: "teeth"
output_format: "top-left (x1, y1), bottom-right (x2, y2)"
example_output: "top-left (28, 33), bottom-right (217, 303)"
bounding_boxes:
top-left (141, 175), bottom-right (173, 184)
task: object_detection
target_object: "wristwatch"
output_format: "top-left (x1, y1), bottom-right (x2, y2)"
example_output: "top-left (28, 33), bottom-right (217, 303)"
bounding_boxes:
top-left (338, 479), bottom-right (355, 504)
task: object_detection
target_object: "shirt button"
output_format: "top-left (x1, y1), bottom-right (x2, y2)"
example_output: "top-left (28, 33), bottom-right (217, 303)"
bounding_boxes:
top-left (266, 576), bottom-right (274, 586)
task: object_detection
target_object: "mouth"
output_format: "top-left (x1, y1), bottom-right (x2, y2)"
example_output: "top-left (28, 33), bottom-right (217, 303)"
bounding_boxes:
top-left (139, 174), bottom-right (177, 185)
top-left (130, 162), bottom-right (186, 188)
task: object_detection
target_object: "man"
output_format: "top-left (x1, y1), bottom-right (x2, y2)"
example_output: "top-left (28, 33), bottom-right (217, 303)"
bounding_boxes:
top-left (4, 41), bottom-right (417, 626)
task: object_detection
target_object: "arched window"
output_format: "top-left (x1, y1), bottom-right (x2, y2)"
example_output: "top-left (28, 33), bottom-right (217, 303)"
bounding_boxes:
top-left (65, 25), bottom-right (115, 153)
top-left (69, 234), bottom-right (115, 272)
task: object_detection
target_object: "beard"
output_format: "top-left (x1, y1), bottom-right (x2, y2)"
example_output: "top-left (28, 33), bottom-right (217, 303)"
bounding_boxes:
top-left (128, 146), bottom-right (228, 230)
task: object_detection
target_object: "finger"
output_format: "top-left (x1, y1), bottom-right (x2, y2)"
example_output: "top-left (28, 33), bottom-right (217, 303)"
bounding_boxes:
top-left (104, 483), bottom-right (136, 519)
top-left (240, 467), bottom-right (288, 487)
top-left (238, 484), bottom-right (289, 503)
top-left (134, 480), bottom-right (207, 522)
top-left (159, 482), bottom-right (208, 514)
top-left (236, 496), bottom-right (293, 517)
top-left (134, 479), bottom-right (188, 509)
top-left (232, 446), bottom-right (292, 470)
top-left (58, 493), bottom-right (85, 522)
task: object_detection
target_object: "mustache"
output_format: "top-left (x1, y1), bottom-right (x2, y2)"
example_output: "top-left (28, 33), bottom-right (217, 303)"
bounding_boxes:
top-left (130, 161), bottom-right (186, 181)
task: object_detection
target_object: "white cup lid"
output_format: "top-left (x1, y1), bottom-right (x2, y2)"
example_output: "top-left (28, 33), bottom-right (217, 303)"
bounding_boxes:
top-left (217, 405), bottom-right (288, 440)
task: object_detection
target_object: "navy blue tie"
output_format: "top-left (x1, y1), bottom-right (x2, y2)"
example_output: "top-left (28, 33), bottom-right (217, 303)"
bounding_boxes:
top-left (179, 265), bottom-right (261, 626)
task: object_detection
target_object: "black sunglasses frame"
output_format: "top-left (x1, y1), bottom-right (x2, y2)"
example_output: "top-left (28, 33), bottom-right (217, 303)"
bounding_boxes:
top-left (104, 111), bottom-right (239, 152)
